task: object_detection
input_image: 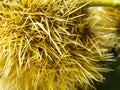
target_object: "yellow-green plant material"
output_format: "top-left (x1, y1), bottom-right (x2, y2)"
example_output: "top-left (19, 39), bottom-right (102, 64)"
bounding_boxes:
top-left (0, 0), bottom-right (116, 90)
top-left (85, 0), bottom-right (120, 7)
top-left (95, 7), bottom-right (120, 72)
top-left (87, 7), bottom-right (118, 47)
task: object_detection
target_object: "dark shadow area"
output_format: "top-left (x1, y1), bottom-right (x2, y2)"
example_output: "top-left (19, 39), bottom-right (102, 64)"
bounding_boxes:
top-left (96, 60), bottom-right (120, 90)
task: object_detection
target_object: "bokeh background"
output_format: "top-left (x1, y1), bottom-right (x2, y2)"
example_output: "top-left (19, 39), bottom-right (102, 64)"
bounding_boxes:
top-left (96, 59), bottom-right (120, 90)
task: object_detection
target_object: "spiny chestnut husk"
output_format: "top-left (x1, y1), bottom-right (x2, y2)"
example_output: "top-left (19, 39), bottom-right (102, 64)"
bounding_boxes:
top-left (87, 7), bottom-right (118, 47)
top-left (0, 0), bottom-right (116, 90)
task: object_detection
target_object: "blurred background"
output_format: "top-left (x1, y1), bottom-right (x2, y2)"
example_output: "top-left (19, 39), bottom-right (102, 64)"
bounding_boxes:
top-left (96, 59), bottom-right (120, 90)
